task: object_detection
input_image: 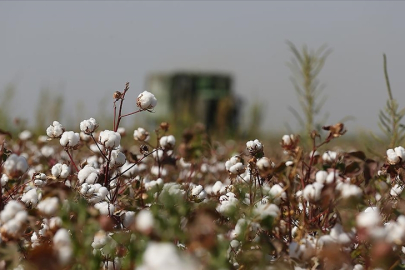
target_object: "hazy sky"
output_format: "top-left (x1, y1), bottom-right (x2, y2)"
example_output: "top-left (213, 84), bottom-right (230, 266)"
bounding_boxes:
top-left (1, 1), bottom-right (405, 134)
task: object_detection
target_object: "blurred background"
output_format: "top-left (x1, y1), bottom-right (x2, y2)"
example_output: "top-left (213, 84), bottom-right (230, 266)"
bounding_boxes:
top-left (1, 1), bottom-right (405, 139)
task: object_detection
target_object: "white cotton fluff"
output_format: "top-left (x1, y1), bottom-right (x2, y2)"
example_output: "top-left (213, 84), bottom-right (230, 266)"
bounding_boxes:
top-left (60, 131), bottom-right (80, 148)
top-left (246, 139), bottom-right (263, 154)
top-left (387, 148), bottom-right (400, 164)
top-left (122, 211), bottom-right (136, 228)
top-left (315, 170), bottom-right (328, 184)
top-left (1, 174), bottom-right (8, 187)
top-left (254, 203), bottom-right (280, 220)
top-left (225, 156), bottom-right (245, 175)
top-left (211, 181), bottom-right (226, 195)
top-left (78, 165), bottom-right (99, 184)
top-left (94, 201), bottom-right (115, 216)
top-left (37, 197), bottom-right (59, 216)
top-left (390, 184), bottom-right (404, 197)
top-left (41, 145), bottom-right (55, 158)
top-left (303, 182), bottom-right (323, 202)
top-left (191, 185), bottom-right (206, 201)
top-left (79, 117), bottom-right (98, 134)
top-left (136, 91), bottom-right (157, 110)
top-left (3, 154), bottom-right (29, 178)
top-left (282, 134), bottom-right (294, 145)
top-left (91, 230), bottom-right (109, 249)
top-left (322, 151), bottom-right (337, 163)
top-left (256, 157), bottom-right (273, 172)
top-left (1, 200), bottom-right (25, 223)
top-left (217, 192), bottom-right (238, 216)
top-left (19, 130), bottom-right (32, 141)
top-left (133, 127), bottom-right (150, 141)
top-left (337, 183), bottom-right (362, 199)
top-left (99, 130), bottom-right (121, 150)
top-left (269, 184), bottom-right (286, 205)
top-left (51, 163), bottom-right (71, 179)
top-left (160, 135), bottom-right (176, 149)
top-left (34, 173), bottom-right (47, 187)
top-left (104, 257), bottom-right (121, 270)
top-left (109, 150), bottom-right (126, 168)
top-left (137, 242), bottom-right (197, 270)
top-left (395, 146), bottom-right (405, 160)
top-left (46, 121), bottom-right (64, 138)
top-left (21, 188), bottom-right (39, 207)
top-left (135, 209), bottom-right (154, 233)
top-left (357, 207), bottom-right (381, 229)
top-left (53, 228), bottom-right (72, 265)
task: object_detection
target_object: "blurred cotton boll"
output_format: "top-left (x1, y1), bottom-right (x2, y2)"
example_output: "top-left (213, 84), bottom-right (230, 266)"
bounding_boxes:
top-left (46, 121), bottom-right (65, 138)
top-left (137, 242), bottom-right (198, 270)
top-left (159, 135), bottom-right (176, 150)
top-left (136, 91), bottom-right (157, 110)
top-left (53, 228), bottom-right (73, 265)
top-left (395, 146), bottom-right (405, 160)
top-left (133, 127), bottom-right (150, 142)
top-left (3, 154), bottom-right (29, 178)
top-left (19, 130), bottom-right (32, 141)
top-left (135, 209), bottom-right (154, 234)
top-left (99, 130), bottom-right (121, 150)
top-left (80, 117), bottom-right (99, 134)
top-left (60, 131), bottom-right (80, 148)
top-left (37, 197), bottom-right (59, 216)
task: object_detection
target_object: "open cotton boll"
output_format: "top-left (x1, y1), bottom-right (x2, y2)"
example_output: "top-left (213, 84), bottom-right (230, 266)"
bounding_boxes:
top-left (78, 165), bottom-right (99, 184)
top-left (390, 184), bottom-right (404, 196)
top-left (104, 257), bottom-right (121, 270)
top-left (1, 200), bottom-right (25, 223)
top-left (322, 151), bottom-right (337, 163)
top-left (303, 182), bottom-right (323, 202)
top-left (254, 203), bottom-right (280, 220)
top-left (60, 131), bottom-right (80, 148)
top-left (387, 149), bottom-right (400, 165)
top-left (315, 170), bottom-right (328, 184)
top-left (46, 121), bottom-right (65, 138)
top-left (51, 163), bottom-right (71, 179)
top-left (41, 145), bottom-right (55, 158)
top-left (225, 156), bottom-right (245, 175)
top-left (3, 154), bottom-right (29, 178)
top-left (79, 117), bottom-right (98, 134)
top-left (246, 139), bottom-right (263, 155)
top-left (37, 197), bottom-right (59, 216)
top-left (268, 184), bottom-right (286, 204)
top-left (109, 150), bottom-right (126, 168)
top-left (99, 130), bottom-right (121, 150)
top-left (19, 130), bottom-right (32, 141)
top-left (21, 188), bottom-right (39, 207)
top-left (395, 146), bottom-right (405, 160)
top-left (138, 242), bottom-right (197, 270)
top-left (357, 207), bottom-right (381, 229)
top-left (133, 127), bottom-right (150, 142)
top-left (122, 211), bottom-right (136, 228)
top-left (53, 228), bottom-right (72, 265)
top-left (135, 209), bottom-right (154, 234)
top-left (94, 201), bottom-right (115, 216)
top-left (136, 91), bottom-right (157, 110)
top-left (159, 135), bottom-right (176, 150)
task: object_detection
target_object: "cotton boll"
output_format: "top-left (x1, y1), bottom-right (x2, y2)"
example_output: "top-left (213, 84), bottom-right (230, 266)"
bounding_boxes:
top-left (79, 118), bottom-right (98, 134)
top-left (303, 182), bottom-right (323, 202)
top-left (338, 183), bottom-right (362, 199)
top-left (99, 130), bottom-right (121, 150)
top-left (323, 151), bottom-right (337, 163)
top-left (109, 150), bottom-right (126, 169)
top-left (40, 145), bottom-right (55, 157)
top-left (104, 257), bottom-right (121, 270)
top-left (122, 211), bottom-right (136, 228)
top-left (138, 242), bottom-right (197, 270)
top-left (1, 174), bottom-right (8, 187)
top-left (395, 146), bottom-right (405, 161)
top-left (51, 163), bottom-right (71, 179)
top-left (136, 91), bottom-right (157, 110)
top-left (387, 149), bottom-right (400, 165)
top-left (211, 181), bottom-right (225, 195)
top-left (160, 135), bottom-right (176, 150)
top-left (1, 200), bottom-right (25, 222)
top-left (3, 154), bottom-right (29, 178)
top-left (94, 202), bottom-right (115, 216)
top-left (91, 230), bottom-right (108, 249)
top-left (78, 165), bottom-right (99, 184)
top-left (357, 207), bottom-right (381, 229)
top-left (390, 184), bottom-right (404, 197)
top-left (53, 228), bottom-right (72, 265)
top-left (135, 209), bottom-right (154, 234)
top-left (133, 127), bottom-right (150, 142)
top-left (19, 130), bottom-right (32, 141)
top-left (315, 170), bottom-right (328, 184)
top-left (253, 203), bottom-right (280, 220)
top-left (59, 131), bottom-right (80, 148)
top-left (282, 135), bottom-right (293, 145)
top-left (225, 156), bottom-right (245, 175)
top-left (46, 121), bottom-right (65, 138)
top-left (21, 188), bottom-right (39, 207)
top-left (269, 184), bottom-right (286, 205)
top-left (37, 197), bottom-right (59, 216)
top-left (246, 139), bottom-right (263, 156)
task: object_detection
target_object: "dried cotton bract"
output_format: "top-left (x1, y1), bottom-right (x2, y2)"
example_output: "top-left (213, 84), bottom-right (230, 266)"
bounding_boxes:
top-left (136, 91), bottom-right (157, 111)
